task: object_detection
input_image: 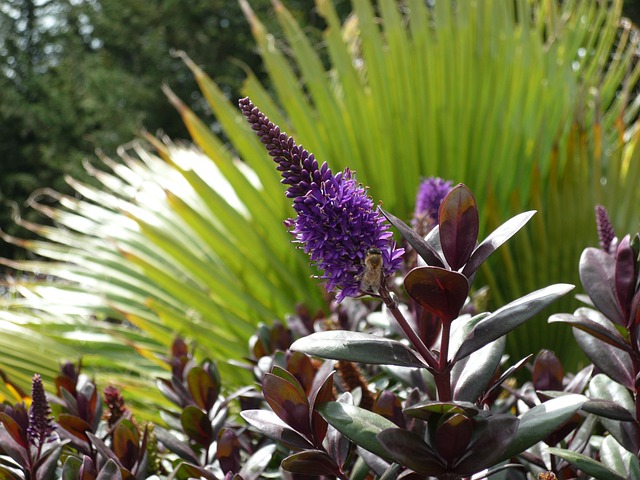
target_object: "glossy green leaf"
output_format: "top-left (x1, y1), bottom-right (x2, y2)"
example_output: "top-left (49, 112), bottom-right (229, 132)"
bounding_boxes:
top-left (600, 434), bottom-right (640, 478)
top-left (454, 284), bottom-right (575, 362)
top-left (438, 184), bottom-right (479, 270)
top-left (290, 331), bottom-right (426, 368)
top-left (404, 267), bottom-right (469, 323)
top-left (547, 447), bottom-right (626, 480)
top-left (318, 402), bottom-right (397, 461)
top-left (500, 394), bottom-right (587, 460)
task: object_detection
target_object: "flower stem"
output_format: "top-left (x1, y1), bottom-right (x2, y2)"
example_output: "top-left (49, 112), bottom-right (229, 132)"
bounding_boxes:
top-left (378, 285), bottom-right (438, 370)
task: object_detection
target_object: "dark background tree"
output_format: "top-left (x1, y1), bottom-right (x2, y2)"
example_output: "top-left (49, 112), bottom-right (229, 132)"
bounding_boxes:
top-left (0, 0), bottom-right (637, 262)
top-left (0, 0), bottom-right (340, 261)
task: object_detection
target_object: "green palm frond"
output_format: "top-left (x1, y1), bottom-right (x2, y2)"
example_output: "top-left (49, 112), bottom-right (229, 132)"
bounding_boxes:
top-left (2, 0), bottom-right (640, 399)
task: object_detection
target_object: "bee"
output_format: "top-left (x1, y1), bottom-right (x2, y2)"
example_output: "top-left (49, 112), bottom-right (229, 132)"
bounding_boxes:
top-left (360, 247), bottom-right (384, 294)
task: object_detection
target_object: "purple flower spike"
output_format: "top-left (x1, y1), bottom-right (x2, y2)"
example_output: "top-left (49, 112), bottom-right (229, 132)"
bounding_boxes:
top-left (595, 205), bottom-right (617, 254)
top-left (239, 97), bottom-right (404, 301)
top-left (27, 374), bottom-right (55, 447)
top-left (412, 177), bottom-right (453, 234)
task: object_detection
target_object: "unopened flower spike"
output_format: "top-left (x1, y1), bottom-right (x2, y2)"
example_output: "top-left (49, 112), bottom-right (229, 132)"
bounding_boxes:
top-left (27, 374), bottom-right (55, 447)
top-left (239, 97), bottom-right (404, 301)
top-left (412, 176), bottom-right (453, 235)
top-left (595, 205), bottom-right (617, 254)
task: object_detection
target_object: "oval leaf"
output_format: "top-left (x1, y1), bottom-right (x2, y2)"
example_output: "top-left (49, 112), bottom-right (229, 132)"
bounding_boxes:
top-left (549, 312), bottom-right (631, 352)
top-left (290, 331), bottom-right (426, 368)
top-left (318, 402), bottom-right (397, 461)
top-left (547, 447), bottom-right (626, 480)
top-left (500, 394), bottom-right (587, 461)
top-left (600, 434), bottom-right (640, 479)
top-left (181, 405), bottom-right (214, 447)
top-left (438, 184), bottom-right (479, 270)
top-left (281, 450), bottom-right (341, 476)
top-left (452, 335), bottom-right (505, 403)
top-left (404, 266), bottom-right (469, 323)
top-left (376, 428), bottom-right (445, 476)
top-left (262, 372), bottom-right (311, 438)
top-left (573, 328), bottom-right (633, 389)
top-left (113, 419), bottom-right (139, 470)
top-left (454, 284), bottom-right (574, 362)
top-left (187, 365), bottom-right (220, 412)
top-left (240, 409), bottom-right (313, 450)
top-left (579, 248), bottom-right (624, 325)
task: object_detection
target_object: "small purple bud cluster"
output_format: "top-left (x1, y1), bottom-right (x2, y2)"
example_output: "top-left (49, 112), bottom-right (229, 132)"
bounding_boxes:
top-left (595, 205), bottom-right (617, 254)
top-left (239, 97), bottom-right (404, 301)
top-left (412, 177), bottom-right (453, 235)
top-left (27, 374), bottom-right (55, 447)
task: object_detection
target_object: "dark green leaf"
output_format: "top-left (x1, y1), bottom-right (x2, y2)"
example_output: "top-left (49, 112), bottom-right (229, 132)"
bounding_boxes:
top-left (290, 331), bottom-right (426, 367)
top-left (404, 267), bottom-right (469, 323)
top-left (438, 184), bottom-right (479, 270)
top-left (451, 335), bottom-right (505, 403)
top-left (462, 211), bottom-right (536, 277)
top-left (500, 394), bottom-right (586, 460)
top-left (318, 402), bottom-right (397, 460)
top-left (454, 284), bottom-right (574, 362)
top-left (600, 435), bottom-right (640, 479)
top-left (547, 447), bottom-right (626, 480)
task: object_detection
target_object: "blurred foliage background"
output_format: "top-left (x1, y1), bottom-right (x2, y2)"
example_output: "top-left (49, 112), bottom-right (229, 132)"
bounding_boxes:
top-left (1, 0), bottom-right (640, 410)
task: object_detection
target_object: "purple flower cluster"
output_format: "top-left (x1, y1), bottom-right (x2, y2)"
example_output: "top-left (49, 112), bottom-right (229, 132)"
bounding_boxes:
top-left (239, 97), bottom-right (404, 301)
top-left (27, 374), bottom-right (54, 447)
top-left (412, 176), bottom-right (453, 234)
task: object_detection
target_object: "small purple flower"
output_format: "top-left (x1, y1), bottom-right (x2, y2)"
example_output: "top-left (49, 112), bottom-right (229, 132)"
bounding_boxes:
top-left (412, 177), bottom-right (453, 234)
top-left (239, 97), bottom-right (404, 301)
top-left (595, 205), bottom-right (617, 254)
top-left (27, 374), bottom-right (55, 447)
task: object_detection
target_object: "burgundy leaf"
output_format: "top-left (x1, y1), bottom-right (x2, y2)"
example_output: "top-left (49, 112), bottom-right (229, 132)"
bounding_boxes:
top-left (240, 410), bottom-right (314, 450)
top-left (286, 352), bottom-right (316, 396)
top-left (579, 248), bottom-right (624, 325)
top-left (0, 413), bottom-right (28, 449)
top-left (532, 350), bottom-right (564, 392)
top-left (380, 207), bottom-right (445, 267)
top-left (434, 414), bottom-right (472, 465)
top-left (373, 391), bottom-right (405, 428)
top-left (187, 365), bottom-right (220, 412)
top-left (262, 372), bottom-right (311, 438)
top-left (549, 312), bottom-right (631, 352)
top-left (404, 266), bottom-right (469, 323)
top-left (217, 428), bottom-right (242, 474)
top-left (376, 428), bottom-right (446, 476)
top-left (615, 235), bottom-right (637, 323)
top-left (281, 450), bottom-right (342, 477)
top-left (180, 405), bottom-right (214, 447)
top-left (574, 328), bottom-right (633, 389)
top-left (309, 371), bottom-right (334, 444)
top-left (112, 419), bottom-right (139, 471)
top-left (438, 184), bottom-right (479, 270)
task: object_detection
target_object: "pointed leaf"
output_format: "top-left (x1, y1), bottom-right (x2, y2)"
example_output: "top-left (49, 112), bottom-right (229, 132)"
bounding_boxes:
top-left (281, 450), bottom-right (341, 477)
top-left (112, 419), bottom-right (139, 470)
top-left (452, 335), bottom-right (505, 403)
top-left (438, 184), bottom-right (479, 270)
top-left (262, 372), bottom-right (311, 438)
top-left (579, 248), bottom-right (624, 325)
top-left (615, 235), bottom-right (636, 321)
top-left (600, 435), bottom-right (640, 479)
top-left (238, 444), bottom-right (276, 480)
top-left (404, 266), bottom-right (469, 323)
top-left (154, 427), bottom-right (199, 464)
top-left (454, 284), bottom-right (574, 362)
top-left (0, 413), bottom-right (28, 449)
top-left (95, 459), bottom-right (122, 480)
top-left (380, 208), bottom-right (444, 267)
top-left (500, 394), bottom-right (587, 460)
top-left (574, 328), bottom-right (633, 389)
top-left (240, 409), bottom-right (314, 450)
top-left (376, 428), bottom-right (445, 476)
top-left (318, 401), bottom-right (397, 461)
top-left (462, 211), bottom-right (536, 277)
top-left (290, 331), bottom-right (426, 367)
top-left (187, 365), bottom-right (220, 412)
top-left (547, 447), bottom-right (626, 480)
top-left (549, 312), bottom-right (631, 352)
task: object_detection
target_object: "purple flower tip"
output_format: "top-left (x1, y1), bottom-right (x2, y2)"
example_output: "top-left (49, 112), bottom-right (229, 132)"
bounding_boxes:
top-left (595, 205), bottom-right (616, 254)
top-left (412, 177), bottom-right (453, 233)
top-left (239, 97), bottom-right (404, 301)
top-left (27, 374), bottom-right (55, 447)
